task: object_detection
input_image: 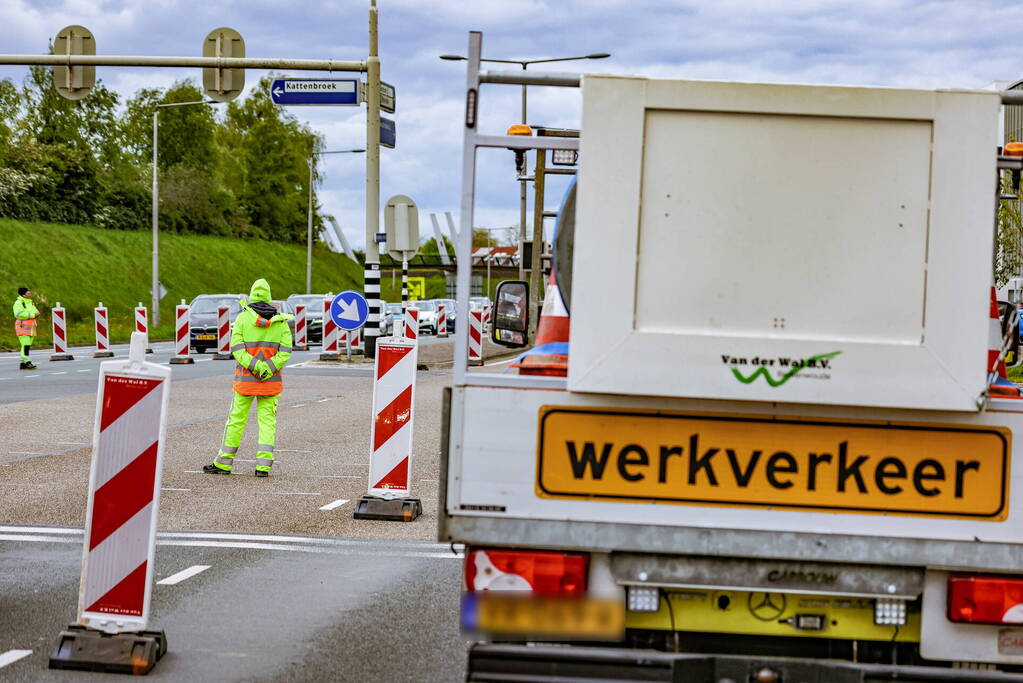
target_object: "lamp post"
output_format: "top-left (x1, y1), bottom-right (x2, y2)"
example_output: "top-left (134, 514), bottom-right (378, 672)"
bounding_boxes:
top-left (307, 148), bottom-right (366, 294)
top-left (151, 99), bottom-right (216, 327)
top-left (439, 52), bottom-right (610, 282)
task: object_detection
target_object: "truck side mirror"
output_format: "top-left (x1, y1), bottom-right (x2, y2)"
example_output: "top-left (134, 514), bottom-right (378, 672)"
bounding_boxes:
top-left (492, 280), bottom-right (529, 348)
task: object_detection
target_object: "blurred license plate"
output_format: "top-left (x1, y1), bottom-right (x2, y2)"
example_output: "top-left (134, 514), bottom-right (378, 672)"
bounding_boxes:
top-left (196, 334), bottom-right (216, 340)
top-left (463, 593), bottom-right (624, 640)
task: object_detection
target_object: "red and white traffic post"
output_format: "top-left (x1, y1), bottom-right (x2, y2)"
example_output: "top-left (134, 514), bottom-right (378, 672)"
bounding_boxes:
top-left (437, 303), bottom-right (448, 338)
top-left (293, 304), bottom-right (308, 351)
top-left (403, 307), bottom-right (419, 343)
top-left (49, 332), bottom-right (171, 674)
top-left (134, 302), bottom-right (153, 354)
top-left (468, 310), bottom-right (484, 366)
top-left (169, 299), bottom-right (193, 365)
top-left (93, 303), bottom-right (114, 359)
top-left (320, 294), bottom-right (341, 361)
top-left (353, 335), bottom-right (423, 522)
top-left (483, 301), bottom-right (491, 333)
top-left (50, 301), bottom-right (74, 361)
top-left (212, 305), bottom-right (233, 360)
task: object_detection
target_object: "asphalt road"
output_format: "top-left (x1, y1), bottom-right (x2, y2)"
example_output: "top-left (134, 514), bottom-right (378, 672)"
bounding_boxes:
top-left (0, 526), bottom-right (466, 682)
top-left (0, 336), bottom-right (449, 405)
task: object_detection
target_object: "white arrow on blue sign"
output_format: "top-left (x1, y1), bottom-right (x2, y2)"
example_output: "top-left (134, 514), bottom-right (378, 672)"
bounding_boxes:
top-left (329, 290), bottom-right (369, 331)
top-left (270, 79), bottom-right (363, 106)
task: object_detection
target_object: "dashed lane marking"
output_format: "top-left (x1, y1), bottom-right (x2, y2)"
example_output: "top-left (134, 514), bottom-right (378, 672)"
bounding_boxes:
top-left (157, 564), bottom-right (211, 585)
top-left (292, 403), bottom-right (307, 408)
top-left (76, 369), bottom-right (92, 372)
top-left (309, 474), bottom-right (361, 479)
top-left (0, 650), bottom-right (32, 669)
top-left (183, 470), bottom-right (202, 473)
top-left (319, 498), bottom-right (350, 511)
top-left (269, 491), bottom-right (320, 496)
top-left (49, 371), bottom-right (67, 375)
top-left (484, 357), bottom-right (516, 367)
top-left (161, 488), bottom-right (191, 492)
top-left (277, 449), bottom-right (311, 453)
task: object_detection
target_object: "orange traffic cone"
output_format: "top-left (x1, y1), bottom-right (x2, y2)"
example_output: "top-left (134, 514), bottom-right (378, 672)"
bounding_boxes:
top-left (514, 270), bottom-right (570, 376)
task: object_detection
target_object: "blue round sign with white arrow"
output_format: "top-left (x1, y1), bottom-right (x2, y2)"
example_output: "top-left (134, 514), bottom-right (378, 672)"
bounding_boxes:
top-left (329, 290), bottom-right (369, 331)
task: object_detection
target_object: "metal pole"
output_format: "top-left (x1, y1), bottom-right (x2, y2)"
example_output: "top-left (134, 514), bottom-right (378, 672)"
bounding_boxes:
top-left (529, 142), bottom-right (547, 338)
top-left (151, 109), bottom-right (159, 328)
top-left (306, 155), bottom-right (314, 294)
top-left (518, 62), bottom-right (527, 281)
top-left (364, 0), bottom-right (382, 358)
top-left (402, 257), bottom-right (408, 308)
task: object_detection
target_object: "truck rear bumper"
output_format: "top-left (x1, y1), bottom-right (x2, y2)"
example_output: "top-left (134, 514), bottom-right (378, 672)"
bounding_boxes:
top-left (466, 643), bottom-right (1023, 682)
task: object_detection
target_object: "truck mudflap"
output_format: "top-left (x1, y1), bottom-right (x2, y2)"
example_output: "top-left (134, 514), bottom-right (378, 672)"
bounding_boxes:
top-left (466, 643), bottom-right (1023, 683)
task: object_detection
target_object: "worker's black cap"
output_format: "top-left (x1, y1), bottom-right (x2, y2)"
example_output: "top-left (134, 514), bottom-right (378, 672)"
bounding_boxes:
top-left (17, 287), bottom-right (28, 296)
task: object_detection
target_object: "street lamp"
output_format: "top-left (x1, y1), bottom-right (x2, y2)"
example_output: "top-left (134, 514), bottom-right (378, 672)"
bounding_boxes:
top-left (307, 148), bottom-right (366, 294)
top-left (439, 52), bottom-right (610, 281)
top-left (151, 99), bottom-right (217, 327)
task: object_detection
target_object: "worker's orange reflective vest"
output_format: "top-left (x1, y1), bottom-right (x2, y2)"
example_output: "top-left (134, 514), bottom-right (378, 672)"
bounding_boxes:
top-left (231, 316), bottom-right (292, 396)
top-left (14, 318), bottom-right (37, 337)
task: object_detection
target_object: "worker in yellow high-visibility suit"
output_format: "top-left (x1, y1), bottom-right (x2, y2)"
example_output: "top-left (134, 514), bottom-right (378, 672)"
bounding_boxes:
top-left (203, 279), bottom-right (293, 478)
top-left (13, 287), bottom-right (39, 371)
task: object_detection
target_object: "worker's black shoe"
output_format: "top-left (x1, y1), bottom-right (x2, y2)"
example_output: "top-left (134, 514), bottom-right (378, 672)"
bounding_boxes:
top-left (19, 362), bottom-right (36, 370)
top-left (202, 464), bottom-right (230, 475)
top-left (254, 470), bottom-right (269, 478)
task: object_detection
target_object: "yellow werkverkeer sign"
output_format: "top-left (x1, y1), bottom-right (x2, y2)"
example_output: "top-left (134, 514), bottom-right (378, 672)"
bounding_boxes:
top-left (536, 406), bottom-right (1011, 520)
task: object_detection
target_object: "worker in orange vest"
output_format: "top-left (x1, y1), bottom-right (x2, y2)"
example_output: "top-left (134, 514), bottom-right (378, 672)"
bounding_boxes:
top-left (204, 279), bottom-right (293, 477)
top-left (13, 287), bottom-right (39, 370)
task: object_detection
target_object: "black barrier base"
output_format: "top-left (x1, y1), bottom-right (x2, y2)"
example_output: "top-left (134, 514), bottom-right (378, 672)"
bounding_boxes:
top-left (93, 352), bottom-right (115, 358)
top-left (145, 348), bottom-right (153, 354)
top-left (319, 353), bottom-right (341, 361)
top-left (353, 495), bottom-right (423, 522)
top-left (49, 354), bottom-right (75, 361)
top-left (49, 625), bottom-right (167, 675)
top-left (212, 353), bottom-right (233, 360)
top-left (169, 357), bottom-right (194, 365)
top-left (294, 344), bottom-right (309, 351)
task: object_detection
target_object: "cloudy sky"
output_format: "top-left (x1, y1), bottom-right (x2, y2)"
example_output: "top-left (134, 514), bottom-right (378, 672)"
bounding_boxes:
top-left (4, 0), bottom-right (1023, 251)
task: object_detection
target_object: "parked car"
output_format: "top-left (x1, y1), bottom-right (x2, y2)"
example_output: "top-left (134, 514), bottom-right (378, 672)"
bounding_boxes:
top-left (273, 300), bottom-right (298, 340)
top-left (378, 300), bottom-right (392, 336)
top-left (383, 302), bottom-right (403, 336)
top-left (411, 299), bottom-right (438, 335)
top-left (188, 294), bottom-right (244, 353)
top-left (436, 298), bottom-right (457, 332)
top-left (285, 294), bottom-right (328, 343)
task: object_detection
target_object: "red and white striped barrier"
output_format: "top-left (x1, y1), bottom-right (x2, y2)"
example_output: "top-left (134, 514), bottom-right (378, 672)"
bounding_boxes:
top-left (367, 337), bottom-right (418, 497)
top-left (134, 303), bottom-right (153, 354)
top-left (294, 304), bottom-right (308, 351)
top-left (468, 310), bottom-right (483, 366)
top-left (93, 303), bottom-right (114, 358)
top-left (437, 303), bottom-right (448, 338)
top-left (169, 300), bottom-right (193, 365)
top-left (483, 302), bottom-right (491, 332)
top-left (403, 307), bottom-right (419, 342)
top-left (213, 305), bottom-right (232, 360)
top-left (79, 331), bottom-right (170, 634)
top-left (351, 327), bottom-right (363, 354)
top-left (50, 301), bottom-right (74, 361)
top-left (319, 294), bottom-right (340, 360)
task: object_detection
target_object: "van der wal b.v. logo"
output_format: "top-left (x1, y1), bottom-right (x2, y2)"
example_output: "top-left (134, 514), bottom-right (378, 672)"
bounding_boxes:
top-left (723, 351), bottom-right (842, 387)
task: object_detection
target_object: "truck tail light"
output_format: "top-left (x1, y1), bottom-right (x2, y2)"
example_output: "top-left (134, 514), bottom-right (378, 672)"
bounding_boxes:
top-left (948, 575), bottom-right (1023, 624)
top-left (465, 549), bottom-right (588, 596)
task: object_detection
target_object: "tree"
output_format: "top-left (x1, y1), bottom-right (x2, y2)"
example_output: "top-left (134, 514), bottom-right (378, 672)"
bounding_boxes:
top-left (420, 235), bottom-right (455, 257)
top-left (997, 174), bottom-right (1023, 287)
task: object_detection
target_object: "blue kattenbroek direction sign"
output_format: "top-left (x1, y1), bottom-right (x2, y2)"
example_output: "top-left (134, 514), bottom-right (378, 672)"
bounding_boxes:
top-left (329, 291), bottom-right (369, 331)
top-left (270, 79), bottom-right (362, 106)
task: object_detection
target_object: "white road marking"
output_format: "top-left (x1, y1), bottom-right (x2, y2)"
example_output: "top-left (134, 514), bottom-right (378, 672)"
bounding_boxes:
top-left (276, 449), bottom-right (311, 453)
top-left (7, 452), bottom-right (45, 455)
top-left (319, 498), bottom-right (350, 511)
top-left (157, 564), bottom-right (210, 585)
top-left (161, 488), bottom-right (191, 492)
top-left (24, 374), bottom-right (38, 378)
top-left (484, 357), bottom-right (515, 366)
top-left (183, 470), bottom-right (202, 473)
top-left (316, 398), bottom-right (330, 403)
top-left (292, 403), bottom-right (307, 408)
top-left (269, 491), bottom-right (320, 496)
top-left (76, 369), bottom-right (92, 373)
top-left (0, 482), bottom-right (48, 487)
top-left (309, 474), bottom-right (361, 479)
top-left (49, 371), bottom-right (67, 375)
top-left (0, 649), bottom-right (32, 669)
top-left (55, 441), bottom-right (89, 445)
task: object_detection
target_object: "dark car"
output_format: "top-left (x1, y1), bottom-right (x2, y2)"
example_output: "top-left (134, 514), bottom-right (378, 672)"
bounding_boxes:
top-left (285, 294), bottom-right (329, 343)
top-left (188, 294), bottom-right (244, 353)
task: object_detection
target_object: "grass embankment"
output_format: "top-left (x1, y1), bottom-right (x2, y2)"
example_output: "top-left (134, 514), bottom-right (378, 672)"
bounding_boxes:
top-left (0, 219), bottom-right (365, 350)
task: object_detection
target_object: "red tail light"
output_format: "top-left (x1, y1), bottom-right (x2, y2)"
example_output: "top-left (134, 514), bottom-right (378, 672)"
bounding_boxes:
top-left (465, 549), bottom-right (588, 596)
top-left (948, 575), bottom-right (1023, 624)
